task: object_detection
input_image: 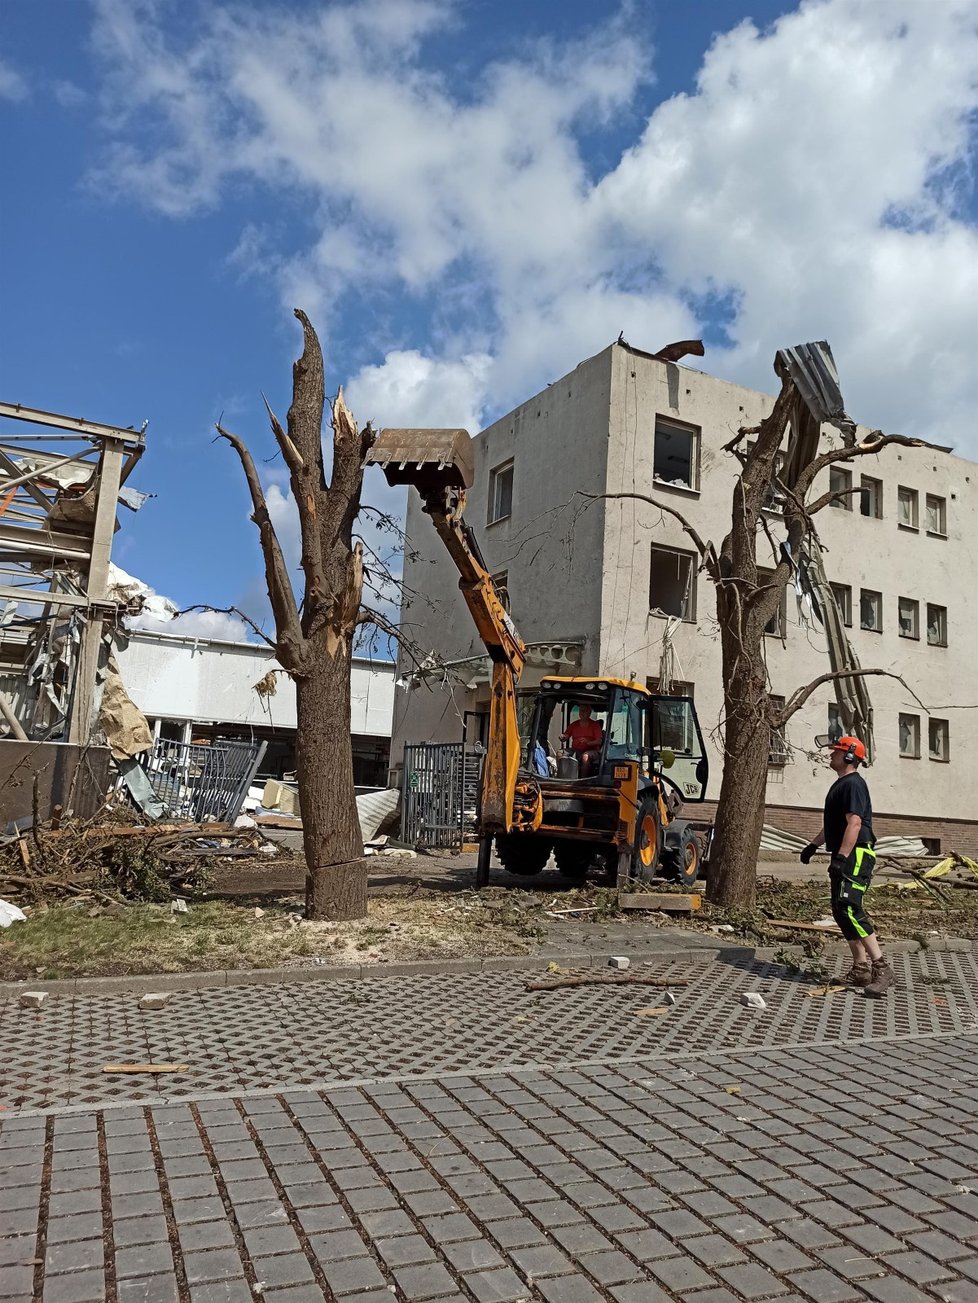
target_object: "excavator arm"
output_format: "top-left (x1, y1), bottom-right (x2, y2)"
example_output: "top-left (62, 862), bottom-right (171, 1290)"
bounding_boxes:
top-left (366, 428), bottom-right (540, 835)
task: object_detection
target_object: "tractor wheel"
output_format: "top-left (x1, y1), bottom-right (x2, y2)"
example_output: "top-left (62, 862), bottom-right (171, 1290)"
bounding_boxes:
top-left (553, 839), bottom-right (593, 885)
top-left (631, 798), bottom-right (663, 884)
top-left (662, 824), bottom-right (702, 888)
top-left (495, 833), bottom-right (553, 876)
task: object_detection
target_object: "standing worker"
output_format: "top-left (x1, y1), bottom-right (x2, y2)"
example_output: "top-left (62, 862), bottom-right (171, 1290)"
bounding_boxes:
top-left (799, 735), bottom-right (895, 996)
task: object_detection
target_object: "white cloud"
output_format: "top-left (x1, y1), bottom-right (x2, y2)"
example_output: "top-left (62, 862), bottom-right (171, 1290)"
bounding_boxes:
top-left (89, 0), bottom-right (978, 457)
top-left (0, 58), bottom-right (28, 102)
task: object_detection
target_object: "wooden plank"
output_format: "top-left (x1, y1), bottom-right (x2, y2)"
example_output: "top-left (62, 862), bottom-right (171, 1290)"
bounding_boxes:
top-left (526, 974), bottom-right (691, 992)
top-left (102, 1063), bottom-right (188, 1075)
top-left (765, 918), bottom-right (840, 933)
top-left (618, 892), bottom-right (702, 913)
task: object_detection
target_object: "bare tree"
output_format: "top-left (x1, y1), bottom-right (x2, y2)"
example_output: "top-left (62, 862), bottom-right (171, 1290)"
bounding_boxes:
top-left (586, 351), bottom-right (924, 911)
top-left (215, 310), bottom-right (393, 921)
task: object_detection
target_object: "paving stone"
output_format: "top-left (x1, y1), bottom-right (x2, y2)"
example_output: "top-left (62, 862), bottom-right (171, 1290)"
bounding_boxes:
top-left (647, 1254), bottom-right (716, 1292)
top-left (787, 1267), bottom-right (868, 1301)
top-left (40, 1269), bottom-right (106, 1303)
top-left (609, 1284), bottom-right (674, 1303)
top-left (116, 1278), bottom-right (182, 1303)
top-left (536, 1275), bottom-right (605, 1303)
top-left (718, 1262), bottom-right (791, 1298)
top-left (859, 1279), bottom-right (939, 1303)
top-left (46, 1237), bottom-right (104, 1273)
top-left (320, 1255), bottom-right (388, 1295)
top-left (252, 1254), bottom-right (315, 1288)
top-left (182, 1248), bottom-right (246, 1285)
top-left (188, 1283), bottom-right (254, 1303)
top-left (684, 1233), bottom-right (749, 1268)
top-left (577, 1249), bottom-right (644, 1285)
top-left (442, 1239), bottom-right (504, 1273)
top-left (116, 1243), bottom-right (176, 1280)
top-left (115, 1216), bottom-right (171, 1249)
top-left (880, 1250), bottom-right (955, 1282)
top-left (0, 1265), bottom-right (36, 1300)
top-left (392, 1261), bottom-right (460, 1299)
top-left (306, 1229), bottom-right (366, 1261)
top-left (45, 1212), bottom-right (104, 1244)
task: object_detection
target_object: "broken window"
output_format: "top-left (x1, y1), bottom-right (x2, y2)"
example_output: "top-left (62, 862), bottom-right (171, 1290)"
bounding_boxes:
top-left (646, 677), bottom-right (694, 698)
top-left (653, 418), bottom-right (699, 489)
top-left (860, 589), bottom-right (882, 632)
top-left (768, 695), bottom-right (788, 767)
top-left (829, 466), bottom-right (853, 510)
top-left (830, 583), bottom-right (852, 627)
top-left (897, 486), bottom-right (918, 530)
top-left (925, 494), bottom-right (947, 537)
top-left (926, 603), bottom-right (947, 646)
top-left (757, 569), bottom-right (786, 637)
top-left (649, 546), bottom-right (696, 619)
top-left (827, 703), bottom-right (843, 743)
top-left (928, 718), bottom-right (949, 762)
top-left (859, 475), bottom-right (883, 519)
top-left (898, 597), bottom-right (919, 639)
top-left (488, 460), bottom-right (514, 524)
top-left (491, 570), bottom-right (510, 612)
top-left (899, 713), bottom-right (920, 759)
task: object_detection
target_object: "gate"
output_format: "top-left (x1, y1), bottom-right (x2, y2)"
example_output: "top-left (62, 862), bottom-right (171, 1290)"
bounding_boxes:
top-left (138, 737), bottom-right (267, 822)
top-left (401, 741), bottom-right (484, 850)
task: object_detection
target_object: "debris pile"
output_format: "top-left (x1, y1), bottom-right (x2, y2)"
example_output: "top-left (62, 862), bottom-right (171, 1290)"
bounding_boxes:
top-left (0, 800), bottom-right (277, 906)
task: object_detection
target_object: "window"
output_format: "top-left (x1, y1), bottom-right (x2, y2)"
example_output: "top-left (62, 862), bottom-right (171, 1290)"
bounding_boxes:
top-left (491, 570), bottom-right (510, 612)
top-left (925, 494), bottom-right (947, 537)
top-left (899, 713), bottom-right (920, 759)
top-left (897, 486), bottom-right (918, 530)
top-left (650, 545), bottom-right (697, 619)
top-left (653, 418), bottom-right (699, 490)
top-left (860, 589), bottom-right (882, 632)
top-left (646, 678), bottom-right (694, 698)
top-left (487, 460), bottom-right (514, 524)
top-left (926, 603), bottom-right (947, 646)
top-left (898, 597), bottom-right (919, 640)
top-left (827, 703), bottom-right (843, 743)
top-left (768, 695), bottom-right (788, 767)
top-left (829, 466), bottom-right (853, 510)
top-left (830, 583), bottom-right (852, 627)
top-left (928, 718), bottom-right (950, 763)
top-left (859, 475), bottom-right (883, 518)
top-left (758, 569), bottom-right (786, 638)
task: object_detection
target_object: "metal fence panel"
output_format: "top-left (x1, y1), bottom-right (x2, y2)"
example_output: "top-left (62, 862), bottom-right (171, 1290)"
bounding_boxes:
top-left (138, 737), bottom-right (267, 822)
top-left (402, 741), bottom-right (483, 850)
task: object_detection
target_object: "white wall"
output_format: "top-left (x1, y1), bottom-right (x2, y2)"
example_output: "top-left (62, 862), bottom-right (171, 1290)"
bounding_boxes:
top-left (118, 631), bottom-right (395, 738)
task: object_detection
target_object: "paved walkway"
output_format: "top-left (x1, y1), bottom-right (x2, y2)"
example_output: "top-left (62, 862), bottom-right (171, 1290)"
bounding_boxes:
top-left (3, 951), bottom-right (978, 1302)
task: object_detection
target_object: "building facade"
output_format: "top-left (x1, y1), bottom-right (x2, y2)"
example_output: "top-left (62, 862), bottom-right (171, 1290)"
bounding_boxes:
top-left (118, 630), bottom-right (395, 788)
top-left (392, 342), bottom-right (978, 851)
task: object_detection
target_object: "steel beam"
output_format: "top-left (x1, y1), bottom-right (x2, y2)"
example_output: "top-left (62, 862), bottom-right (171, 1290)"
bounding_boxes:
top-left (0, 401), bottom-right (145, 448)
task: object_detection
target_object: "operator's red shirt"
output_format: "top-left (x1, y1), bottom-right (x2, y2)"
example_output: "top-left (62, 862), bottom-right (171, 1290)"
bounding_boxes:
top-left (564, 718), bottom-right (603, 752)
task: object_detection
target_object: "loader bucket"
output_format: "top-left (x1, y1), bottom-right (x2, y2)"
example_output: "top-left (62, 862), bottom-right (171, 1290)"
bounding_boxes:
top-left (366, 427), bottom-right (474, 493)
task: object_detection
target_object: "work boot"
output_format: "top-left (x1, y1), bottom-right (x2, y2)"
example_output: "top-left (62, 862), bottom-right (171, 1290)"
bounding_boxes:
top-left (864, 957), bottom-right (896, 997)
top-left (840, 961), bottom-right (872, 988)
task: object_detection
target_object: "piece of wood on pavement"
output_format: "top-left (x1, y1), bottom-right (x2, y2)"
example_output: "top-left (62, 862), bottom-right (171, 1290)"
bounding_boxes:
top-left (102, 1062), bottom-right (188, 1074)
top-left (618, 892), bottom-right (702, 912)
top-left (526, 974), bottom-right (690, 992)
top-left (766, 919), bottom-right (841, 933)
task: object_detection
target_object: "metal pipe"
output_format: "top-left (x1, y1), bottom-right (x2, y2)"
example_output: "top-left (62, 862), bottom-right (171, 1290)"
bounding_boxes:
top-left (0, 693), bottom-right (28, 741)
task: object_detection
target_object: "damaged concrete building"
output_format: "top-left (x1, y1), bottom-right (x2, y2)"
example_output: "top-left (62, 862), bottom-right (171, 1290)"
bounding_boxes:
top-left (392, 341), bottom-right (978, 852)
top-left (116, 628), bottom-right (394, 789)
top-left (0, 402), bottom-right (150, 821)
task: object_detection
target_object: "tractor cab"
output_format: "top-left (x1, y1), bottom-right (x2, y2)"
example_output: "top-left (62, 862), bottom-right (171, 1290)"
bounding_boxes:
top-left (524, 677), bottom-right (708, 803)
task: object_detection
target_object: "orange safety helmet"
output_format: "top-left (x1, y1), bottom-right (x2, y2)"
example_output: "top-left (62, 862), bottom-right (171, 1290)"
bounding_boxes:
top-left (814, 734), bottom-right (867, 764)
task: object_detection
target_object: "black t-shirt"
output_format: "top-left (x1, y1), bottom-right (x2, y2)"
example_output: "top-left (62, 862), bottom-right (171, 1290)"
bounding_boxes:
top-left (823, 771), bottom-right (874, 854)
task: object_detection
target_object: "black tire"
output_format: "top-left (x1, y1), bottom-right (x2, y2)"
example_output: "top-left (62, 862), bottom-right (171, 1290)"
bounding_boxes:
top-left (631, 798), bottom-right (663, 884)
top-left (663, 824), bottom-right (702, 887)
top-left (495, 833), bottom-right (553, 876)
top-left (553, 839), bottom-right (592, 885)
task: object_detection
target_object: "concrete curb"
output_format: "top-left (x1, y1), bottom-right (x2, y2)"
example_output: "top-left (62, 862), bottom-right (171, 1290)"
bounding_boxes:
top-left (2, 934), bottom-right (971, 1000)
top-left (0, 941), bottom-right (753, 999)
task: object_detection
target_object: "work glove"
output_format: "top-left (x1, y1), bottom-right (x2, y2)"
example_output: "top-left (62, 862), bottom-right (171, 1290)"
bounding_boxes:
top-left (830, 851), bottom-right (855, 874)
top-left (799, 843), bottom-right (818, 865)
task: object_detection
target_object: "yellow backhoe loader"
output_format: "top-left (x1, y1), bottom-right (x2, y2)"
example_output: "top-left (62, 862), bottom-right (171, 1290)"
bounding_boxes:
top-left (367, 428), bottom-right (709, 888)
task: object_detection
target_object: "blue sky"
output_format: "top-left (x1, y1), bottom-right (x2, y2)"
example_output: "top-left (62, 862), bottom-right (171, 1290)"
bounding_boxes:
top-left (2, 0), bottom-right (976, 641)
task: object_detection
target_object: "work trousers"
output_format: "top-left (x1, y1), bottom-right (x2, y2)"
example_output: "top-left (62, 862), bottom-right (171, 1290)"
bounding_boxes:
top-left (830, 845), bottom-right (877, 941)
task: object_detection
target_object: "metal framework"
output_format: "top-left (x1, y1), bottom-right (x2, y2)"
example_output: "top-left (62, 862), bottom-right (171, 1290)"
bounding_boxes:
top-left (0, 401), bottom-right (146, 744)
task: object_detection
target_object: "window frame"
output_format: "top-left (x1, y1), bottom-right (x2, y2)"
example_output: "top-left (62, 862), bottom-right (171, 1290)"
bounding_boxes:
top-left (925, 493), bottom-right (947, 538)
top-left (827, 703), bottom-right (843, 743)
top-left (649, 544), bottom-right (698, 621)
top-left (899, 713), bottom-right (921, 759)
top-left (928, 718), bottom-right (950, 763)
top-left (897, 485), bottom-right (919, 531)
top-left (487, 459), bottom-right (514, 525)
top-left (897, 596), bottom-right (919, 640)
top-left (859, 588), bottom-right (883, 633)
top-left (829, 582), bottom-right (852, 627)
top-left (652, 417), bottom-right (701, 492)
top-left (926, 603), bottom-right (948, 647)
top-left (768, 694), bottom-right (788, 768)
top-left (829, 466), bottom-right (853, 511)
top-left (859, 475), bottom-right (883, 519)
